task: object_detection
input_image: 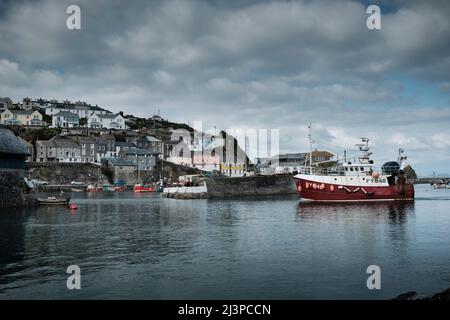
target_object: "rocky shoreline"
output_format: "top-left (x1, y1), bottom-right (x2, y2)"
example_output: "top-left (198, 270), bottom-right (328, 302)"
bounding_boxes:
top-left (0, 171), bottom-right (38, 209)
top-left (394, 288), bottom-right (450, 300)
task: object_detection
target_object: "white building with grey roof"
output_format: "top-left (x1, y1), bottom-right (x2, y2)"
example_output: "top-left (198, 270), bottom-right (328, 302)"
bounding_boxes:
top-left (52, 111), bottom-right (80, 128)
top-left (88, 113), bottom-right (127, 129)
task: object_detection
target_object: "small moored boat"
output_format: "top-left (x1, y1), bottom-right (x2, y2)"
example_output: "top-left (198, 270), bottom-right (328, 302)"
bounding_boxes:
top-left (87, 185), bottom-right (103, 192)
top-left (133, 184), bottom-right (155, 192)
top-left (38, 196), bottom-right (70, 205)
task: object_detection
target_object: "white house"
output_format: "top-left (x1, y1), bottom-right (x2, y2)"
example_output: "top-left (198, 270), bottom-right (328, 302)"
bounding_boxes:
top-left (45, 103), bottom-right (110, 118)
top-left (87, 113), bottom-right (127, 129)
top-left (52, 111), bottom-right (80, 128)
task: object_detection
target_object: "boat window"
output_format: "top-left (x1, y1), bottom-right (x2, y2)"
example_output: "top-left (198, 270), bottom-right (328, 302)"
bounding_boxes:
top-left (361, 167), bottom-right (364, 171)
top-left (350, 167), bottom-right (354, 171)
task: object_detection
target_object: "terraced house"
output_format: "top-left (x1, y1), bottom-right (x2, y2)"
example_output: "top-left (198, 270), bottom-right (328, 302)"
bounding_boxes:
top-left (0, 109), bottom-right (43, 126)
top-left (36, 136), bottom-right (81, 163)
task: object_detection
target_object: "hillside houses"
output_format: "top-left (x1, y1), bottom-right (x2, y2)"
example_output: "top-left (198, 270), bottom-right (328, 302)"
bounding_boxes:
top-left (259, 151), bottom-right (335, 175)
top-left (44, 100), bottom-right (111, 118)
top-left (0, 109), bottom-right (43, 126)
top-left (35, 133), bottom-right (163, 168)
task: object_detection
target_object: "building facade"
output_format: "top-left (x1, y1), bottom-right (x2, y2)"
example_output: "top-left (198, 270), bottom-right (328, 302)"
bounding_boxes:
top-left (52, 111), bottom-right (80, 128)
top-left (36, 136), bottom-right (82, 163)
top-left (44, 101), bottom-right (110, 118)
top-left (120, 147), bottom-right (157, 171)
top-left (134, 135), bottom-right (164, 156)
top-left (0, 109), bottom-right (43, 126)
top-left (87, 113), bottom-right (127, 129)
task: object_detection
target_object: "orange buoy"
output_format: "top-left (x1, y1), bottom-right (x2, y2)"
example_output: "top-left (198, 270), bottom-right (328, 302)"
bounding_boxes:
top-left (372, 171), bottom-right (380, 179)
top-left (69, 203), bottom-right (78, 210)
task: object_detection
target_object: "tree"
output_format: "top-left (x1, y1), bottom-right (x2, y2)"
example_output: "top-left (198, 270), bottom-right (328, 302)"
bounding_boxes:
top-left (79, 118), bottom-right (87, 126)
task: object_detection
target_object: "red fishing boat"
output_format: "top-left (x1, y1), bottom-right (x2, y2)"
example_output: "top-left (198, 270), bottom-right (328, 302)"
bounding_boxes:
top-left (133, 184), bottom-right (155, 193)
top-left (293, 136), bottom-right (414, 202)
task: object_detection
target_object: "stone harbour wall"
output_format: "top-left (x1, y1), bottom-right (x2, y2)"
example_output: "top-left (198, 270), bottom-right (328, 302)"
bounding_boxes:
top-left (26, 162), bottom-right (109, 185)
top-left (205, 174), bottom-right (296, 198)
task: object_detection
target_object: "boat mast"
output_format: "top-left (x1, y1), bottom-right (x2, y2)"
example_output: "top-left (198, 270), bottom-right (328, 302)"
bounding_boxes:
top-left (308, 123), bottom-right (313, 174)
top-left (398, 148), bottom-right (407, 170)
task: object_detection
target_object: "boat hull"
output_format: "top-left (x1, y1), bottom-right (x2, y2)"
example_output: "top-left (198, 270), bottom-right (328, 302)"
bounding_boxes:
top-left (294, 177), bottom-right (414, 202)
top-left (38, 197), bottom-right (70, 205)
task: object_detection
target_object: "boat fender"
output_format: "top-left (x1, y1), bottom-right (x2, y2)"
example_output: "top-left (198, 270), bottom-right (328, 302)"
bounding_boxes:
top-left (297, 185), bottom-right (302, 192)
top-left (320, 184), bottom-right (325, 190)
top-left (330, 185), bottom-right (335, 192)
top-left (313, 183), bottom-right (317, 189)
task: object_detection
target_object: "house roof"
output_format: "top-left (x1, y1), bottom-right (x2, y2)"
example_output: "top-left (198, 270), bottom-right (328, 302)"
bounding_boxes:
top-left (98, 114), bottom-right (120, 119)
top-left (0, 97), bottom-right (13, 103)
top-left (124, 147), bottom-right (157, 156)
top-left (115, 141), bottom-right (134, 147)
top-left (102, 157), bottom-right (135, 166)
top-left (0, 128), bottom-right (31, 155)
top-left (37, 136), bottom-right (79, 148)
top-left (53, 111), bottom-right (80, 118)
top-left (3, 109), bottom-right (36, 116)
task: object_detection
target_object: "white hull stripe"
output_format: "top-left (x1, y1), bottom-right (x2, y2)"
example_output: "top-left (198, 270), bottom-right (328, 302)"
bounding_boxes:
top-left (300, 198), bottom-right (414, 203)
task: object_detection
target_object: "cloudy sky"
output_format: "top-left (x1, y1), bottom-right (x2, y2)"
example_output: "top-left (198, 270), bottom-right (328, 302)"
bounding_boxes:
top-left (1, 0), bottom-right (450, 175)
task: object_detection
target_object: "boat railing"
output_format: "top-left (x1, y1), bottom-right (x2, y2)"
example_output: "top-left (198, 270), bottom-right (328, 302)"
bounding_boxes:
top-left (297, 166), bottom-right (345, 176)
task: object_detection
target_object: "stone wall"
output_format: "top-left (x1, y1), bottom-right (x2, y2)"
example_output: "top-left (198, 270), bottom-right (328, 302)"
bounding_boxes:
top-left (0, 170), bottom-right (38, 209)
top-left (26, 162), bottom-right (109, 185)
top-left (205, 174), bottom-right (296, 198)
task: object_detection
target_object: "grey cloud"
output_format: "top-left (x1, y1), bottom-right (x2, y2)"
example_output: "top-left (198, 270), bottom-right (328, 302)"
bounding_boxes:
top-left (0, 0), bottom-right (449, 174)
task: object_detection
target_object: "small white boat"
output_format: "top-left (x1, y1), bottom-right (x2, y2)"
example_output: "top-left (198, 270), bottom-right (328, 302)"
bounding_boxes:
top-left (38, 196), bottom-right (70, 205)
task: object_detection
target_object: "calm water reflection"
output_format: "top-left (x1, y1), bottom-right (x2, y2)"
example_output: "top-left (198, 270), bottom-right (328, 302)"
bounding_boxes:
top-left (0, 184), bottom-right (449, 299)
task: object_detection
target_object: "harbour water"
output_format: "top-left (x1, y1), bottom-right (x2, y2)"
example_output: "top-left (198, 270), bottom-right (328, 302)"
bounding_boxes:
top-left (0, 184), bottom-right (449, 299)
